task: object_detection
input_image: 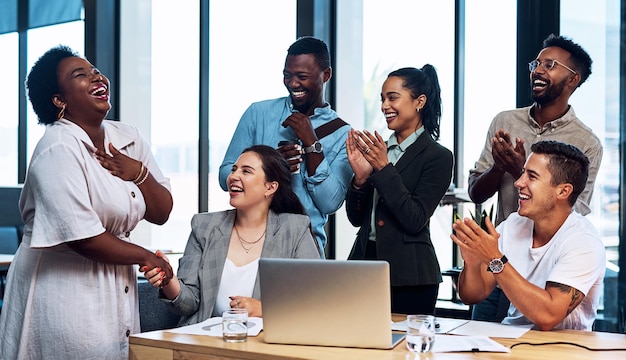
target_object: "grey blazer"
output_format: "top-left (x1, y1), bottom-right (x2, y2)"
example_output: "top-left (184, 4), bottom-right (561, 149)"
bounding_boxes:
top-left (162, 209), bottom-right (320, 326)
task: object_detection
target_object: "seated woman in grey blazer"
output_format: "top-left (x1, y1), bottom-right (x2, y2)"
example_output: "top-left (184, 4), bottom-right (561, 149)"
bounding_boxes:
top-left (142, 145), bottom-right (321, 326)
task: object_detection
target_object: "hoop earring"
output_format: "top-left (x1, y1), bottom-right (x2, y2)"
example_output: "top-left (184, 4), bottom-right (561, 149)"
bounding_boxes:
top-left (57, 104), bottom-right (66, 120)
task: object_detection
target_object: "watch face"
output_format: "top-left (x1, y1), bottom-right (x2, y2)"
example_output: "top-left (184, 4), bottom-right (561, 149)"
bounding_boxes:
top-left (489, 259), bottom-right (504, 273)
top-left (305, 141), bottom-right (322, 154)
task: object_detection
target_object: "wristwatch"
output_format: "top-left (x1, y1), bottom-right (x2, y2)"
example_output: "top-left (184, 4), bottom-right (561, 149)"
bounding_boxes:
top-left (303, 140), bottom-right (323, 154)
top-left (486, 255), bottom-right (508, 273)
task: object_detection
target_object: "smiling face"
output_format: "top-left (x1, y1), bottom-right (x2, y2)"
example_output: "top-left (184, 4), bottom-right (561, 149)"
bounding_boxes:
top-left (54, 56), bottom-right (110, 122)
top-left (529, 47), bottom-right (577, 105)
top-left (227, 151), bottom-right (276, 211)
top-left (514, 152), bottom-right (562, 220)
top-left (283, 54), bottom-right (330, 115)
top-left (380, 76), bottom-right (423, 143)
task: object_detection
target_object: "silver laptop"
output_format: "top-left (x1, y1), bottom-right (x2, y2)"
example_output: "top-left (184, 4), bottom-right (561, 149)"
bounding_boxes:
top-left (259, 258), bottom-right (404, 349)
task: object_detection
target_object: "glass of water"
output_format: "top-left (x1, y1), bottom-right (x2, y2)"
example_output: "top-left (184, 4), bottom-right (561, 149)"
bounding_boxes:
top-left (406, 314), bottom-right (436, 353)
top-left (222, 308), bottom-right (248, 343)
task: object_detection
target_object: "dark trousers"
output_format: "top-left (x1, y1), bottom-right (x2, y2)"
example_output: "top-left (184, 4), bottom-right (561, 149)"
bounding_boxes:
top-left (364, 240), bottom-right (439, 315)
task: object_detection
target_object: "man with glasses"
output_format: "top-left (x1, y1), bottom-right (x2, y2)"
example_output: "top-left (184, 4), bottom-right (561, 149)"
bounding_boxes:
top-left (466, 34), bottom-right (602, 322)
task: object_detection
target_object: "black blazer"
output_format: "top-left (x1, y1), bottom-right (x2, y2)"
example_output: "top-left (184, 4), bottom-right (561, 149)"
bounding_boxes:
top-left (346, 132), bottom-right (454, 286)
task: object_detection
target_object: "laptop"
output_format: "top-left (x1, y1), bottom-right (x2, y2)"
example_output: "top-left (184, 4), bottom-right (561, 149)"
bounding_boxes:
top-left (259, 258), bottom-right (404, 349)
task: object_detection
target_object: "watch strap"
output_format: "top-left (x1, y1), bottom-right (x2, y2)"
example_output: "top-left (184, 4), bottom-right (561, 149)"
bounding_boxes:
top-left (303, 141), bottom-right (322, 154)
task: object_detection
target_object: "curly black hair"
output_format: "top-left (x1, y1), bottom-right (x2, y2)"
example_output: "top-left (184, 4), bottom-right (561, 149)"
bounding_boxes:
top-left (287, 36), bottom-right (331, 71)
top-left (27, 45), bottom-right (79, 125)
top-left (543, 34), bottom-right (593, 87)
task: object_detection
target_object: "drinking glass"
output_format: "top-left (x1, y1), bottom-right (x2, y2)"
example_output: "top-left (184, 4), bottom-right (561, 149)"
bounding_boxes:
top-left (405, 314), bottom-right (436, 353)
top-left (222, 308), bottom-right (248, 343)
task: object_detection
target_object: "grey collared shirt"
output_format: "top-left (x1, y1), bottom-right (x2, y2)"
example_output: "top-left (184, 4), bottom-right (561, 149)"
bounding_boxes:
top-left (469, 105), bottom-right (603, 224)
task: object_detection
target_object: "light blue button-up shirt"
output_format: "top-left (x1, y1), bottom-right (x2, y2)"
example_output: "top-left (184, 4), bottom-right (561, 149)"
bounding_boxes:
top-left (219, 97), bottom-right (352, 254)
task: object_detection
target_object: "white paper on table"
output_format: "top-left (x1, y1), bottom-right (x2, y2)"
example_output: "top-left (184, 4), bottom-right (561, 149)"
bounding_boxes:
top-left (165, 317), bottom-right (263, 337)
top-left (392, 318), bottom-right (469, 334)
top-left (431, 334), bottom-right (510, 353)
top-left (448, 320), bottom-right (532, 338)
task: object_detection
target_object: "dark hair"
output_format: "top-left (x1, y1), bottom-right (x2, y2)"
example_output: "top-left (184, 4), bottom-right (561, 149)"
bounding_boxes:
top-left (287, 36), bottom-right (331, 71)
top-left (542, 34), bottom-right (592, 87)
top-left (242, 145), bottom-right (307, 215)
top-left (388, 65), bottom-right (442, 140)
top-left (530, 140), bottom-right (589, 206)
top-left (27, 45), bottom-right (79, 125)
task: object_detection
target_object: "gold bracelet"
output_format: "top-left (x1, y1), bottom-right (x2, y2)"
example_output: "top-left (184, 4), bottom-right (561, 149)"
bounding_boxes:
top-left (134, 168), bottom-right (150, 186)
top-left (133, 163), bottom-right (145, 183)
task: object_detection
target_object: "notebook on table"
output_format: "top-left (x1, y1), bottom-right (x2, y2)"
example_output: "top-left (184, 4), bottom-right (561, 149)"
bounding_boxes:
top-left (259, 258), bottom-right (404, 349)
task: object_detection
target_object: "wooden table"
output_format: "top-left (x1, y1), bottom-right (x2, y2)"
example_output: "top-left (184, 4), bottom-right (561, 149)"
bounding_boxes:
top-left (129, 315), bottom-right (626, 360)
top-left (0, 254), bottom-right (14, 301)
top-left (0, 254), bottom-right (13, 267)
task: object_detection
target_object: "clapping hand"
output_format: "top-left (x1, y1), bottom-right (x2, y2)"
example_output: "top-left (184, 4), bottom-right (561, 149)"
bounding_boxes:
top-left (350, 129), bottom-right (388, 171)
top-left (451, 216), bottom-right (500, 267)
top-left (346, 129), bottom-right (373, 186)
top-left (491, 129), bottom-right (525, 178)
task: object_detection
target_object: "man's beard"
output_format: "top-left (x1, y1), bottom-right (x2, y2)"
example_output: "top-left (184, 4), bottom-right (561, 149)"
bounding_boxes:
top-left (531, 78), bottom-right (567, 105)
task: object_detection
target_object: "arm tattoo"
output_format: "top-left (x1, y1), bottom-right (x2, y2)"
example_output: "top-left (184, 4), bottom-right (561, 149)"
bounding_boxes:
top-left (546, 281), bottom-right (582, 314)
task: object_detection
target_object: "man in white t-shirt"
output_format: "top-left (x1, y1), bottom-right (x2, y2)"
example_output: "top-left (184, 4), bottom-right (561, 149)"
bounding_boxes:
top-left (452, 140), bottom-right (605, 331)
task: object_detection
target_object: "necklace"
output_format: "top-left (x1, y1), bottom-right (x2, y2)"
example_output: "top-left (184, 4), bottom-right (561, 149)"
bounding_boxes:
top-left (234, 225), bottom-right (266, 253)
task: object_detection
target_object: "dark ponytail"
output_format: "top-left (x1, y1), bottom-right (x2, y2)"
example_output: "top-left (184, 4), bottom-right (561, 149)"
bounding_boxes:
top-left (388, 65), bottom-right (442, 140)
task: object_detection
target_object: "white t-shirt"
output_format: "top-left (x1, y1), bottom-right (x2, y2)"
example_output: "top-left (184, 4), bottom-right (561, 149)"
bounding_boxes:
top-left (498, 212), bottom-right (606, 330)
top-left (0, 119), bottom-right (171, 359)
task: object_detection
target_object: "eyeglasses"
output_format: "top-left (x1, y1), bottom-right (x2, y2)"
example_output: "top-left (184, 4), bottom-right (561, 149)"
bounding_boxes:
top-left (528, 59), bottom-right (577, 74)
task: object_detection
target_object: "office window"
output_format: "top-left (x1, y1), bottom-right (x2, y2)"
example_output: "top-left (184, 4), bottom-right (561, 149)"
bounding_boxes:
top-left (0, 0), bottom-right (84, 186)
top-left (463, 0), bottom-right (516, 213)
top-left (561, 0), bottom-right (620, 331)
top-left (120, 1), bottom-right (200, 252)
top-left (0, 33), bottom-right (19, 185)
top-left (207, 1), bottom-right (297, 213)
top-left (120, 1), bottom-right (295, 251)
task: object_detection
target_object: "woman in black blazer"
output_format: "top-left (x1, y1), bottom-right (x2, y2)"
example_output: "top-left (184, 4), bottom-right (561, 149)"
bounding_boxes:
top-left (346, 66), bottom-right (454, 315)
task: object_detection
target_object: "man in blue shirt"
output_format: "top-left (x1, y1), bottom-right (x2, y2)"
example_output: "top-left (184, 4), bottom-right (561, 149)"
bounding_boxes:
top-left (219, 36), bottom-right (352, 255)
